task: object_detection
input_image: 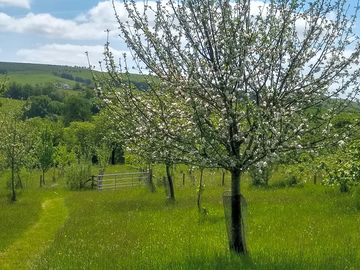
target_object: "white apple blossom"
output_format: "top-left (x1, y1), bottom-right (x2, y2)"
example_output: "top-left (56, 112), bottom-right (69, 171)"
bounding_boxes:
top-left (97, 0), bottom-right (360, 254)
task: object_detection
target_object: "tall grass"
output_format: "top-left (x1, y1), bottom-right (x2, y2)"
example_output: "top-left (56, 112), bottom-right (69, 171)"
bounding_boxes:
top-left (0, 165), bottom-right (359, 269)
top-left (35, 184), bottom-right (360, 269)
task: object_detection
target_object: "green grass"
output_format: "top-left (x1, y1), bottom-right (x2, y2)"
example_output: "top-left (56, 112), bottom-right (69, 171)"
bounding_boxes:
top-left (0, 166), bottom-right (359, 269)
top-left (32, 185), bottom-right (359, 270)
top-left (6, 73), bottom-right (71, 86)
top-left (0, 189), bottom-right (43, 252)
top-left (0, 197), bottom-right (68, 270)
top-left (0, 61), bottom-right (146, 87)
top-left (0, 169), bottom-right (62, 252)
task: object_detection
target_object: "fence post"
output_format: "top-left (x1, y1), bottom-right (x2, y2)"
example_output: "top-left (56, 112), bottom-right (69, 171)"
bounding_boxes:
top-left (91, 175), bottom-right (95, 189)
top-left (147, 169), bottom-right (156, 192)
top-left (97, 173), bottom-right (103, 191)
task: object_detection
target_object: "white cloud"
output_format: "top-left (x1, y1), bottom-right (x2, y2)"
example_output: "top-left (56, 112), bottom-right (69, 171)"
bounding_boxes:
top-left (0, 0), bottom-right (30, 9)
top-left (0, 1), bottom-right (160, 40)
top-left (16, 43), bottom-right (127, 69)
top-left (0, 12), bottom-right (113, 40)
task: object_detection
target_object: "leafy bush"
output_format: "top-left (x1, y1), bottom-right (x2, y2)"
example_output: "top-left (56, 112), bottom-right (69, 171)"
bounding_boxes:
top-left (271, 175), bottom-right (301, 188)
top-left (322, 140), bottom-right (360, 192)
top-left (65, 163), bottom-right (92, 190)
top-left (249, 164), bottom-right (273, 187)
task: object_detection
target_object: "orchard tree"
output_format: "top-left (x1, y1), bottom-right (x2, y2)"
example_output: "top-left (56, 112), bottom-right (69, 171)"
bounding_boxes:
top-left (54, 145), bottom-right (77, 176)
top-left (105, 0), bottom-right (360, 253)
top-left (321, 139), bottom-right (360, 192)
top-left (0, 113), bottom-right (33, 201)
top-left (35, 126), bottom-right (55, 186)
top-left (93, 113), bottom-right (123, 170)
top-left (63, 121), bottom-right (96, 162)
top-left (28, 118), bottom-right (63, 185)
top-left (97, 89), bottom-right (199, 201)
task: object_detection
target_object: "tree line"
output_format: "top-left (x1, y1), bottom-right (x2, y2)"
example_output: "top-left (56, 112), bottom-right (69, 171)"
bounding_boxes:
top-left (2, 82), bottom-right (100, 125)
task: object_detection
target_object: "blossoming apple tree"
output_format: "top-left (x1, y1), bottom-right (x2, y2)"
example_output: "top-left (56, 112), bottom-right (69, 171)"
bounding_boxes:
top-left (104, 0), bottom-right (360, 254)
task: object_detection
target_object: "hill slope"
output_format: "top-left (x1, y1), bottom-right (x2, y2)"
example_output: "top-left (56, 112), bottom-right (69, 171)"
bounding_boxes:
top-left (0, 62), bottom-right (93, 88)
top-left (0, 62), bottom-right (149, 91)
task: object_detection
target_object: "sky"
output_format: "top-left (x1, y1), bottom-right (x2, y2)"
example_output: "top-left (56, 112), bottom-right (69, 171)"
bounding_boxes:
top-left (0, 0), bottom-right (129, 68)
top-left (1, 0), bottom-right (360, 69)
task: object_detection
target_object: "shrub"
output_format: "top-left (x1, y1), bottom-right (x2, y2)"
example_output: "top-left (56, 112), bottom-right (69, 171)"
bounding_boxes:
top-left (249, 164), bottom-right (272, 187)
top-left (65, 163), bottom-right (92, 190)
top-left (322, 140), bottom-right (360, 192)
top-left (271, 175), bottom-right (301, 188)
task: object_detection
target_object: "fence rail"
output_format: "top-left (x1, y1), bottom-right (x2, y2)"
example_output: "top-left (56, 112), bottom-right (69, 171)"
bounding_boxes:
top-left (96, 171), bottom-right (149, 191)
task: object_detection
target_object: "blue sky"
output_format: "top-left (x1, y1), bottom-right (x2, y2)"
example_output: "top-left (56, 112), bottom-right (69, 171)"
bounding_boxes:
top-left (1, 0), bottom-right (360, 69)
top-left (0, 0), bottom-right (129, 67)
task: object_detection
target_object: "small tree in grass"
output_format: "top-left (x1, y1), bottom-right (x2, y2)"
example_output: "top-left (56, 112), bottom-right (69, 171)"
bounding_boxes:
top-left (97, 93), bottom-right (197, 201)
top-left (63, 121), bottom-right (96, 163)
top-left (35, 126), bottom-right (55, 187)
top-left (106, 0), bottom-right (360, 254)
top-left (0, 113), bottom-right (32, 201)
top-left (54, 145), bottom-right (77, 177)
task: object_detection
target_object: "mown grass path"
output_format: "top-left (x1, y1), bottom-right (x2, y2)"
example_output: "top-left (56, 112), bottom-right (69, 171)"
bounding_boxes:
top-left (0, 197), bottom-right (68, 270)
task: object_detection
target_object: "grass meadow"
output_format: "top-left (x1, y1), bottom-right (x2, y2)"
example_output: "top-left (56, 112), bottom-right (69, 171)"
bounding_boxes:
top-left (0, 165), bottom-right (359, 269)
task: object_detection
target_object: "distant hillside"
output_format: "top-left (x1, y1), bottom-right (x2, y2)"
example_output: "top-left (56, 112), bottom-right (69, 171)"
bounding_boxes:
top-left (0, 62), bottom-right (149, 91)
top-left (0, 62), bottom-right (93, 89)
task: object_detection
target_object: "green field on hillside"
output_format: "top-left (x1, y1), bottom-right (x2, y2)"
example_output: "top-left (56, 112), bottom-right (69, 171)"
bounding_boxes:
top-left (0, 165), bottom-right (359, 270)
top-left (0, 62), bottom-right (93, 87)
top-left (0, 62), bottom-right (149, 91)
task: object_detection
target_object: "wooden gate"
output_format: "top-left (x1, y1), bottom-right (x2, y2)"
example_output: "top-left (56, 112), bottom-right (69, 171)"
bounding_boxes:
top-left (97, 171), bottom-right (149, 190)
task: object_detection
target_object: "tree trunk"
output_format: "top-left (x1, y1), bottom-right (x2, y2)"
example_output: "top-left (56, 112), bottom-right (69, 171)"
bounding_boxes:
top-left (229, 168), bottom-right (246, 254)
top-left (52, 169), bottom-right (56, 183)
top-left (11, 159), bottom-right (16, 202)
top-left (42, 170), bottom-right (46, 186)
top-left (189, 166), bottom-right (195, 185)
top-left (197, 168), bottom-right (204, 212)
top-left (111, 148), bottom-right (116, 165)
top-left (222, 170), bottom-right (226, 186)
top-left (16, 172), bottom-right (23, 189)
top-left (147, 166), bottom-right (156, 192)
top-left (165, 163), bottom-right (175, 201)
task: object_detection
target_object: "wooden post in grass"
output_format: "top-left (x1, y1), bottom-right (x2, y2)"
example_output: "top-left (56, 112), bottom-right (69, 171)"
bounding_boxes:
top-left (91, 175), bottom-right (95, 189)
top-left (165, 163), bottom-right (175, 201)
top-left (147, 168), bottom-right (156, 192)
